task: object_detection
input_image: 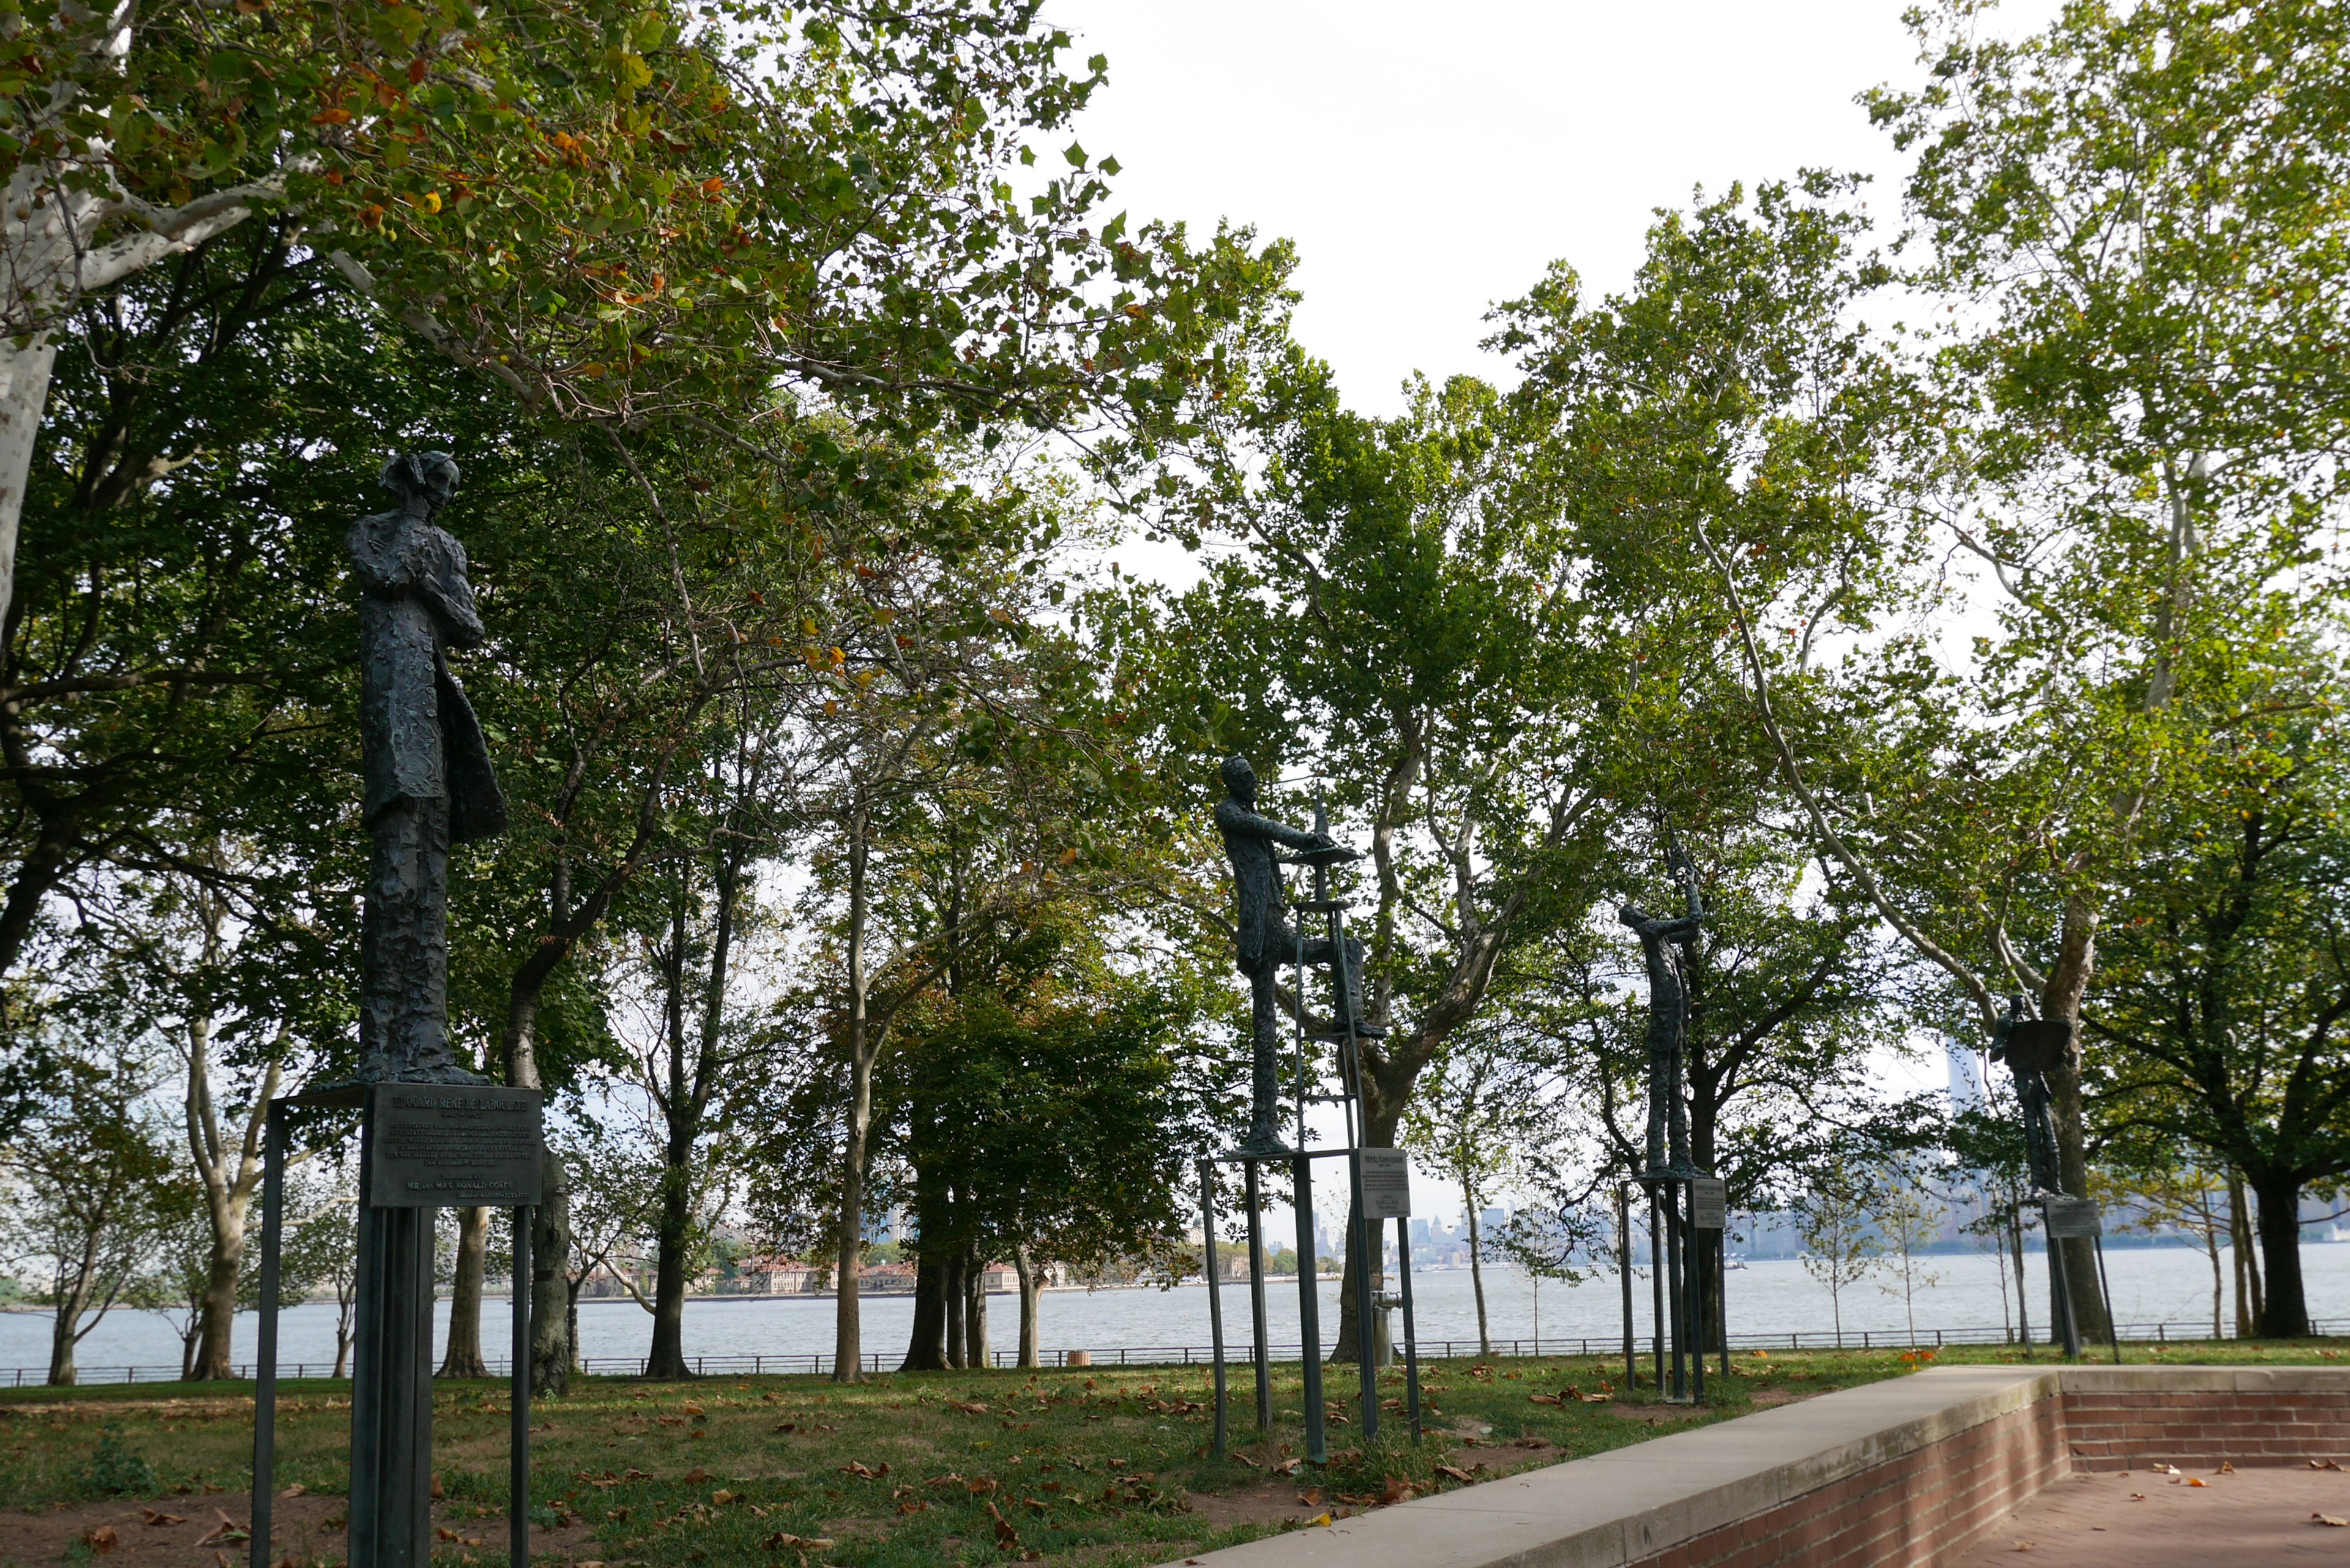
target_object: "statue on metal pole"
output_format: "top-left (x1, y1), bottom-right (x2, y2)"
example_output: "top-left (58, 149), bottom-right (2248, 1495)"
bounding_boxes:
top-left (348, 450), bottom-right (507, 1085)
top-left (1214, 755), bottom-right (1382, 1156)
top-left (1619, 831), bottom-right (1705, 1179)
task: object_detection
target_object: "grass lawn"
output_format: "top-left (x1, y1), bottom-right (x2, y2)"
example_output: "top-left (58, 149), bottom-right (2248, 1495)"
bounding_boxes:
top-left (3, 1339), bottom-right (2346, 1568)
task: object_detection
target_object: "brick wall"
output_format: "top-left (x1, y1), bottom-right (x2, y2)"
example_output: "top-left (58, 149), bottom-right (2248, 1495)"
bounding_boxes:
top-left (1628, 1373), bottom-right (2350, 1568)
top-left (1626, 1400), bottom-right (2065, 1568)
top-left (2062, 1383), bottom-right (2350, 1471)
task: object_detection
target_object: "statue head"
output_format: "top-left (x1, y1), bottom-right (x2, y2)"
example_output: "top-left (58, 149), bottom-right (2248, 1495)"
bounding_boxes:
top-left (379, 450), bottom-right (461, 514)
top-left (1220, 754), bottom-right (1257, 806)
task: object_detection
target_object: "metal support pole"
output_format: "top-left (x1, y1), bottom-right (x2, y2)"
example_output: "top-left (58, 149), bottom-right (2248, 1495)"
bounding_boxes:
top-left (1619, 1184), bottom-right (1635, 1392)
top-left (1685, 1184), bottom-right (1704, 1403)
top-left (1666, 1189), bottom-right (1687, 1401)
top-left (2046, 1208), bottom-right (2082, 1360)
top-left (250, 1104), bottom-right (288, 1568)
top-left (1717, 1226), bottom-right (1729, 1381)
top-left (1199, 1161), bottom-right (1228, 1459)
top-left (1244, 1160), bottom-right (1270, 1433)
top-left (1292, 1154), bottom-right (1328, 1466)
top-left (511, 1205), bottom-right (531, 1567)
top-left (1648, 1185), bottom-right (1665, 1392)
top-left (1346, 1146), bottom-right (1378, 1443)
top-left (2093, 1236), bottom-right (2122, 1366)
top-left (1395, 1215), bottom-right (1421, 1443)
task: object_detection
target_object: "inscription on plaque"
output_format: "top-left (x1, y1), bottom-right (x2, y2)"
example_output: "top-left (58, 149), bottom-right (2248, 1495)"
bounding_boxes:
top-left (1690, 1178), bottom-right (1727, 1230)
top-left (366, 1086), bottom-right (543, 1208)
top-left (2041, 1195), bottom-right (2103, 1239)
top-left (1359, 1149), bottom-right (1412, 1220)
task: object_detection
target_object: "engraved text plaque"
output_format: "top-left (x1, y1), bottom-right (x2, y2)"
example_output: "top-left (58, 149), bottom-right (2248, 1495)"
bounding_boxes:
top-left (365, 1085), bottom-right (543, 1208)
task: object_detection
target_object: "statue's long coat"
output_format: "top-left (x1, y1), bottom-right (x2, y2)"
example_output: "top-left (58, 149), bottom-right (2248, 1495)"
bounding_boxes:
top-left (348, 508), bottom-right (507, 842)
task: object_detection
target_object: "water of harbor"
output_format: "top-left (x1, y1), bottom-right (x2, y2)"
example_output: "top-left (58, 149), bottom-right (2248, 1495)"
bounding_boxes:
top-left (7, 1242), bottom-right (2342, 1378)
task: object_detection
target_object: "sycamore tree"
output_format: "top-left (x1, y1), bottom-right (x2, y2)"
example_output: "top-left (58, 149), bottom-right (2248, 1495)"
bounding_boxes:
top-left (1789, 0), bottom-right (2350, 1340)
top-left (2, 0), bottom-right (1206, 633)
top-left (2083, 657), bottom-right (2350, 1335)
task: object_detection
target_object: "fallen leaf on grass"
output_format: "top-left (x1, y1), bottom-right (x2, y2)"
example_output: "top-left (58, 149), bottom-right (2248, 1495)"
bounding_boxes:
top-left (142, 1509), bottom-right (186, 1526)
top-left (835, 1460), bottom-right (888, 1479)
top-left (962, 1476), bottom-right (998, 1496)
top-left (81, 1527), bottom-right (118, 1555)
top-left (985, 1499), bottom-right (1023, 1551)
top-left (283, 1484), bottom-right (305, 1498)
top-left (1269, 1457), bottom-right (1302, 1475)
top-left (1527, 1393), bottom-right (1562, 1406)
top-left (760, 1533), bottom-right (836, 1551)
top-left (1435, 1465), bottom-right (1475, 1484)
top-left (951, 1400), bottom-right (990, 1415)
top-left (195, 1510), bottom-right (250, 1547)
top-left (711, 1490), bottom-right (736, 1506)
top-left (682, 1466), bottom-right (711, 1485)
top-left (895, 1499), bottom-right (929, 1515)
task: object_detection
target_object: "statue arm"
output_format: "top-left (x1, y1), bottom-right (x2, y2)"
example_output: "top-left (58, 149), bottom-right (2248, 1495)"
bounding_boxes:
top-left (417, 533), bottom-right (488, 648)
top-left (1216, 799), bottom-right (1330, 851)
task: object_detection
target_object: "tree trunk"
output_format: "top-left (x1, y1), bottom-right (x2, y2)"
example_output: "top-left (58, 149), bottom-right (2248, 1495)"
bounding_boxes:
top-left (943, 1251), bottom-right (967, 1369)
top-left (48, 1294), bottom-right (81, 1387)
top-left (438, 1206), bottom-right (491, 1378)
top-left (2040, 902), bottom-right (2112, 1344)
top-left (2229, 1168), bottom-right (2263, 1337)
top-left (964, 1247), bottom-right (988, 1370)
top-left (2251, 1171), bottom-right (2308, 1338)
top-left (0, 335), bottom-right (58, 659)
top-left (2206, 1228), bottom-right (2224, 1341)
top-left (903, 1252), bottom-right (949, 1372)
top-left (1332, 1095), bottom-right (1403, 1364)
top-left (832, 800), bottom-right (874, 1383)
top-left (1464, 1187), bottom-right (1490, 1357)
top-left (183, 1001), bottom-right (279, 1381)
top-left (530, 1151), bottom-right (573, 1397)
top-left (1013, 1247), bottom-right (1042, 1369)
top-left (646, 1157), bottom-right (695, 1378)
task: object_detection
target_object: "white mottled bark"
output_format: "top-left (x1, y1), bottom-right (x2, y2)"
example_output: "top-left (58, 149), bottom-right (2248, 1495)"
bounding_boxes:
top-left (0, 2), bottom-right (283, 635)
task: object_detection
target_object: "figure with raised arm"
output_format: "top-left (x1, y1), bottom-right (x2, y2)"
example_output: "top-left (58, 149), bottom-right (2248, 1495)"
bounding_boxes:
top-left (1215, 755), bottom-right (1384, 1156)
top-left (1620, 832), bottom-right (1706, 1179)
top-left (348, 450), bottom-right (509, 1084)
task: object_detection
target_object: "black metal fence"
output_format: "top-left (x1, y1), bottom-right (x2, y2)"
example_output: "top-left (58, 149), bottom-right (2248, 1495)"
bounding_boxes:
top-left (9, 1315), bottom-right (2345, 1388)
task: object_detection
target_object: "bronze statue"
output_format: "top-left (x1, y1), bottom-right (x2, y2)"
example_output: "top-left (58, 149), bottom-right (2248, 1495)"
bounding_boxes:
top-left (1214, 755), bottom-right (1381, 1156)
top-left (1621, 833), bottom-right (1704, 1179)
top-left (1991, 995), bottom-right (2067, 1195)
top-left (349, 451), bottom-right (506, 1083)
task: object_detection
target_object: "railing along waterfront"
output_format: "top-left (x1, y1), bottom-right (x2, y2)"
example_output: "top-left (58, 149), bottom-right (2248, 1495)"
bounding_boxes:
top-left (7, 1316), bottom-right (2346, 1387)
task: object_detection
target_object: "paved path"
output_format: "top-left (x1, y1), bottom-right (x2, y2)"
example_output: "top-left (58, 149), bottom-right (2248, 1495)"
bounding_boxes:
top-left (1950, 1466), bottom-right (2350, 1566)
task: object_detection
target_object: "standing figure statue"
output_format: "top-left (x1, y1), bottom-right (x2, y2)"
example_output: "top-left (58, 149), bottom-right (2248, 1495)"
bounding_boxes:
top-left (349, 451), bottom-right (508, 1083)
top-left (1215, 756), bottom-right (1383, 1157)
top-left (1620, 833), bottom-right (1705, 1179)
top-left (1991, 994), bottom-right (2067, 1196)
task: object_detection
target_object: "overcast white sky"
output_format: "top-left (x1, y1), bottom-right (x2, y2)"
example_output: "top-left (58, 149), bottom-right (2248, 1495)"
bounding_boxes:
top-left (1024, 1), bottom-right (2033, 1222)
top-left (1039, 0), bottom-right (1940, 416)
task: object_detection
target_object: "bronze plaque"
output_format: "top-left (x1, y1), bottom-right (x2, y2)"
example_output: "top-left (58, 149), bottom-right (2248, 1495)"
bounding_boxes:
top-left (365, 1085), bottom-right (543, 1208)
top-left (1359, 1149), bottom-right (1412, 1220)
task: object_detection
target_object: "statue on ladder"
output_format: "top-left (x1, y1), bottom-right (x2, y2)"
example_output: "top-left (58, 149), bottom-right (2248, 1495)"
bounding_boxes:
top-left (1215, 755), bottom-right (1383, 1157)
top-left (1620, 828), bottom-right (1706, 1179)
top-left (348, 450), bottom-right (509, 1084)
